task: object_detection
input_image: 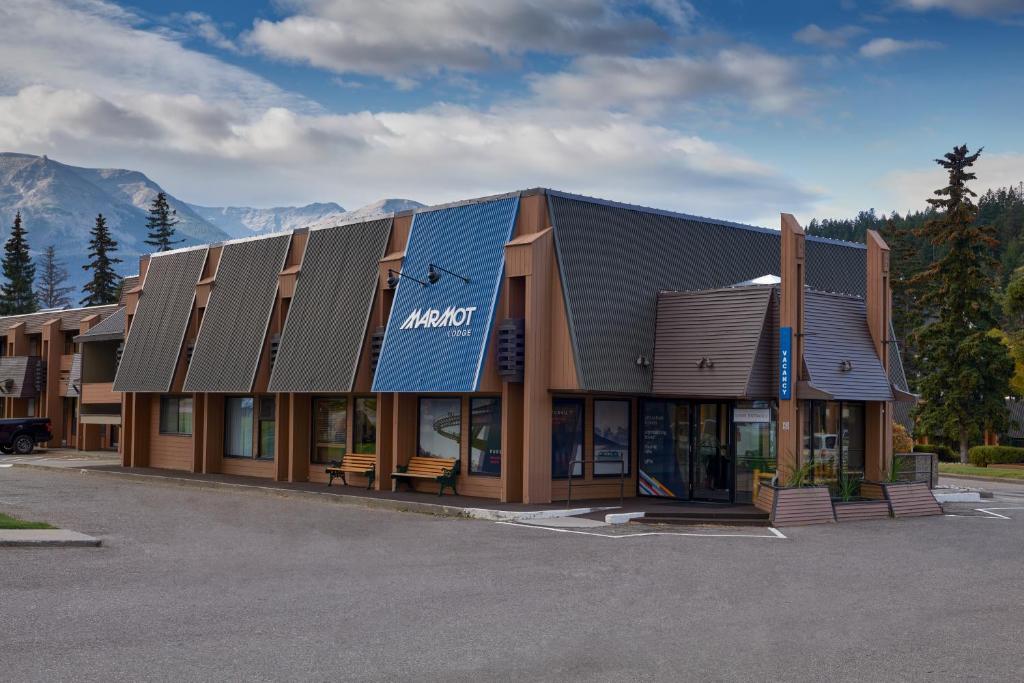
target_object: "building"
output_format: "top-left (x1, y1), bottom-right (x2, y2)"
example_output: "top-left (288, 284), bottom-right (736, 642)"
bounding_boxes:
top-left (113, 189), bottom-right (912, 503)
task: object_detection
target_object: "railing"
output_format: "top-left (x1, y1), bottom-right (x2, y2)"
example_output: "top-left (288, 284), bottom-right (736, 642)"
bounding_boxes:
top-left (565, 457), bottom-right (625, 509)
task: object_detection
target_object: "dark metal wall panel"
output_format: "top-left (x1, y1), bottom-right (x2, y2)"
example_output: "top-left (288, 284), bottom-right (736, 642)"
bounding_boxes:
top-left (267, 218), bottom-right (391, 394)
top-left (548, 192), bottom-right (868, 394)
top-left (183, 234), bottom-right (290, 393)
top-left (652, 287), bottom-right (772, 398)
top-left (803, 291), bottom-right (893, 401)
top-left (372, 196), bottom-right (520, 393)
top-left (113, 247), bottom-right (207, 393)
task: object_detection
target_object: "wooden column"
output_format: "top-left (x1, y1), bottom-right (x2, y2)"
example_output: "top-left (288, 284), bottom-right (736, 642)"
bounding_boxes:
top-left (202, 393), bottom-right (224, 474)
top-left (375, 393), bottom-right (395, 490)
top-left (7, 323), bottom-right (29, 418)
top-left (778, 214), bottom-right (807, 482)
top-left (129, 393), bottom-right (151, 467)
top-left (288, 394), bottom-right (310, 482)
top-left (41, 319), bottom-right (64, 446)
top-left (865, 229), bottom-right (893, 481)
top-left (391, 393), bottom-right (418, 478)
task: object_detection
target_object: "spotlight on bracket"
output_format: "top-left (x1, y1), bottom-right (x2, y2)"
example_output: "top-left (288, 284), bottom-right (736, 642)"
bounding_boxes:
top-left (387, 268), bottom-right (427, 289)
top-left (697, 357), bottom-right (715, 369)
top-left (427, 263), bottom-right (470, 284)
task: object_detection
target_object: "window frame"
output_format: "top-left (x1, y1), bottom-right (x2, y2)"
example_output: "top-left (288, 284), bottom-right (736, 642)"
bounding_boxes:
top-left (551, 396), bottom-right (585, 479)
top-left (592, 398), bottom-right (631, 477)
top-left (803, 400), bottom-right (866, 483)
top-left (158, 395), bottom-right (193, 436)
top-left (223, 396), bottom-right (255, 459)
top-left (312, 396), bottom-right (348, 465)
top-left (417, 396), bottom-right (462, 461)
top-left (353, 396), bottom-right (377, 455)
top-left (469, 396), bottom-right (502, 477)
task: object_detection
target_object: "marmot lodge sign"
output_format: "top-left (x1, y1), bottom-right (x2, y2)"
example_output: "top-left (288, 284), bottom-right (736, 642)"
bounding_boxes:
top-left (399, 306), bottom-right (479, 330)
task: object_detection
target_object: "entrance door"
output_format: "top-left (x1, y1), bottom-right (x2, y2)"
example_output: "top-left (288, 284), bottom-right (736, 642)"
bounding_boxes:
top-left (692, 403), bottom-right (732, 502)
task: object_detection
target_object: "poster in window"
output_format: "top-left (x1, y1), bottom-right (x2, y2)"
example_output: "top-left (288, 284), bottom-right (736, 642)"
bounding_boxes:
top-left (551, 399), bottom-right (583, 478)
top-left (594, 400), bottom-right (630, 476)
top-left (470, 398), bottom-right (501, 475)
top-left (418, 397), bottom-right (461, 459)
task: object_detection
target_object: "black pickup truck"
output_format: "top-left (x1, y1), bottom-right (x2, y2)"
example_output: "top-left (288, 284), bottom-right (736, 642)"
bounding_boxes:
top-left (0, 418), bottom-right (52, 455)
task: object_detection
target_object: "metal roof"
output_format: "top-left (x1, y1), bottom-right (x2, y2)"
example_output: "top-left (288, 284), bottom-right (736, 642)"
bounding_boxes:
top-left (547, 193), bottom-right (868, 394)
top-left (802, 290), bottom-right (893, 401)
top-left (113, 248), bottom-right (207, 393)
top-left (0, 303), bottom-right (119, 336)
top-left (183, 234), bottom-right (290, 393)
top-left (74, 307), bottom-right (126, 343)
top-left (63, 352), bottom-right (81, 397)
top-left (0, 356), bottom-right (39, 398)
top-left (267, 218), bottom-right (391, 393)
top-left (653, 286), bottom-right (776, 398)
top-left (372, 195), bottom-right (520, 393)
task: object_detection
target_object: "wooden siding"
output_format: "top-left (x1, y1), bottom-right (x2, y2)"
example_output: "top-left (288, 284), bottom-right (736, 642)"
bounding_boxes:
top-left (884, 481), bottom-right (942, 517)
top-left (81, 382), bottom-right (119, 404)
top-left (147, 399), bottom-right (193, 471)
top-left (833, 499), bottom-right (891, 522)
top-left (768, 486), bottom-right (835, 526)
top-left (221, 457), bottom-right (275, 479)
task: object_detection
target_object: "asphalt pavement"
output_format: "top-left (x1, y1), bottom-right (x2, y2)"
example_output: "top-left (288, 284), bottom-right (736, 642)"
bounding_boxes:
top-left (2, 466), bottom-right (1022, 682)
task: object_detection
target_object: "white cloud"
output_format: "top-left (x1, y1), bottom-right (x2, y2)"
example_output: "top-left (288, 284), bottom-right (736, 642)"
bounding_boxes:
top-left (859, 37), bottom-right (942, 58)
top-left (793, 24), bottom-right (866, 48)
top-left (180, 11), bottom-right (239, 53)
top-left (895, 0), bottom-right (1024, 18)
top-left (528, 48), bottom-right (807, 114)
top-left (245, 0), bottom-right (695, 83)
top-left (882, 151), bottom-right (1024, 213)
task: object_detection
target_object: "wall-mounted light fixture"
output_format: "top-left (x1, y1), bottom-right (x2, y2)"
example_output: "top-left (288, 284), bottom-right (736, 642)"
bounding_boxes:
top-left (839, 360), bottom-right (854, 372)
top-left (697, 357), bottom-right (715, 369)
top-left (387, 268), bottom-right (427, 289)
top-left (635, 355), bottom-right (651, 368)
top-left (427, 263), bottom-right (470, 285)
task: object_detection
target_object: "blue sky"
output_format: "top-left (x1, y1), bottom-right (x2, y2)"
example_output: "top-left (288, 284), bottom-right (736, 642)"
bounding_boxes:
top-left (1, 0), bottom-right (1022, 225)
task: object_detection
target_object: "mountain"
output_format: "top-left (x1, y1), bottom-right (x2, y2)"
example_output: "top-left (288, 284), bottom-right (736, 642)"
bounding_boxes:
top-left (188, 202), bottom-right (345, 238)
top-left (0, 152), bottom-right (424, 296)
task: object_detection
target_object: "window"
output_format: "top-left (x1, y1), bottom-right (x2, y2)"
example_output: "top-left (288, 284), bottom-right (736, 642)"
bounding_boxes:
top-left (258, 397), bottom-right (276, 460)
top-left (470, 397), bottom-right (501, 476)
top-left (552, 398), bottom-right (584, 478)
top-left (159, 396), bottom-right (192, 435)
top-left (418, 397), bottom-right (461, 459)
top-left (313, 398), bottom-right (347, 464)
top-left (733, 400), bottom-right (777, 503)
top-left (593, 399), bottom-right (630, 476)
top-left (225, 397), bottom-right (254, 458)
top-left (353, 397), bottom-right (377, 454)
top-left (802, 400), bottom-right (866, 489)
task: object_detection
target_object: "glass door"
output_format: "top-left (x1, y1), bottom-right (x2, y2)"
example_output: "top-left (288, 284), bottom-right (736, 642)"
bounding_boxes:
top-left (692, 403), bottom-right (731, 502)
top-left (639, 400), bottom-right (690, 498)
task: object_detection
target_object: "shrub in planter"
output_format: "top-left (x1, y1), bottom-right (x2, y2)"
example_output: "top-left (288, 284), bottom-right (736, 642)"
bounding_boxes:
top-left (915, 442), bottom-right (956, 463)
top-left (892, 423), bottom-right (913, 454)
top-left (967, 445), bottom-right (1024, 467)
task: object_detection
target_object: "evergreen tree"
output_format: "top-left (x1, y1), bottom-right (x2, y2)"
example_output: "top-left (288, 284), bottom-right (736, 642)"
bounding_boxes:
top-left (81, 214), bottom-right (123, 306)
top-left (0, 211), bottom-right (38, 315)
top-left (911, 145), bottom-right (1013, 463)
top-left (35, 244), bottom-right (73, 309)
top-left (144, 192), bottom-right (183, 251)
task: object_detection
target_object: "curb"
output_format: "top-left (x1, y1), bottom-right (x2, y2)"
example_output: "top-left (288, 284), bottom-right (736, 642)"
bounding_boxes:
top-left (0, 530), bottom-right (101, 547)
top-left (9, 463), bottom-right (598, 522)
top-left (939, 473), bottom-right (1024, 486)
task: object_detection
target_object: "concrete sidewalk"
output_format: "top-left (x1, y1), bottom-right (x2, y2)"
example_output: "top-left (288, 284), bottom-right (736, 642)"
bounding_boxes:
top-left (0, 529), bottom-right (101, 547)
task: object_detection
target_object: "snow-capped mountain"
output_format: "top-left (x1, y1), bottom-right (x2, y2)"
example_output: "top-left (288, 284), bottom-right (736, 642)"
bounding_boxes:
top-left (188, 202), bottom-right (346, 237)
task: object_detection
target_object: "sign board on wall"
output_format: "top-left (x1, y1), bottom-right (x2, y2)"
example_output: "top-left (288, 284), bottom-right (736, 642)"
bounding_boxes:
top-left (372, 195), bottom-right (520, 392)
top-left (733, 408), bottom-right (771, 423)
top-left (779, 326), bottom-right (792, 400)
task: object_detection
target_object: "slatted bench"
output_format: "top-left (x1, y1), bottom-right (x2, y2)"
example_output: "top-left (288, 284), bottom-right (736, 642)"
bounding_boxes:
top-left (325, 454), bottom-right (376, 489)
top-left (391, 456), bottom-right (460, 496)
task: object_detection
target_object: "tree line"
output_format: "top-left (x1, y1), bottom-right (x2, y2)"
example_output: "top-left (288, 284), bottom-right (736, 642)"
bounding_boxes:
top-left (0, 192), bottom-right (183, 315)
top-left (808, 145), bottom-right (1018, 462)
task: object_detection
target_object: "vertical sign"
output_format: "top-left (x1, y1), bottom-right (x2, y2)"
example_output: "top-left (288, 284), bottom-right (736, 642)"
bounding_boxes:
top-left (779, 326), bottom-right (792, 400)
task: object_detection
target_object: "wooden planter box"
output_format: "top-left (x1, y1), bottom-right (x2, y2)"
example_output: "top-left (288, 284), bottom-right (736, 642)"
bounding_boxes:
top-left (864, 480), bottom-right (942, 518)
top-left (833, 499), bottom-right (892, 522)
top-left (762, 484), bottom-right (835, 526)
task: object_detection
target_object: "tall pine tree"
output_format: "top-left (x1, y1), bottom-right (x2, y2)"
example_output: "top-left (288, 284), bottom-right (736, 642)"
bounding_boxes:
top-left (81, 214), bottom-right (123, 306)
top-left (35, 244), bottom-right (73, 309)
top-left (144, 192), bottom-right (183, 251)
top-left (0, 211), bottom-right (38, 315)
top-left (912, 145), bottom-right (1013, 463)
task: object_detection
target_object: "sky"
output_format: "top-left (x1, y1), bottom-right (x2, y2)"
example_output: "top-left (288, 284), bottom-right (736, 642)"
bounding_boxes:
top-left (0, 0), bottom-right (1022, 226)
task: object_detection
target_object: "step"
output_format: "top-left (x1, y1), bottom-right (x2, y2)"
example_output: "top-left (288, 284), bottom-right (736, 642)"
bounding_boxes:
top-left (644, 510), bottom-right (768, 521)
top-left (631, 515), bottom-right (770, 527)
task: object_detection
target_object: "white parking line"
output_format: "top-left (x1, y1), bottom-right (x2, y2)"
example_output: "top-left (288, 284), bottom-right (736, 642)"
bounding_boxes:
top-left (944, 506), bottom-right (1024, 519)
top-left (496, 521), bottom-right (786, 539)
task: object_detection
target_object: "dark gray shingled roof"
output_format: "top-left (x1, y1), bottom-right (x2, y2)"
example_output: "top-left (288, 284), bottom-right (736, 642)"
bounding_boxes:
top-left (267, 218), bottom-right (391, 393)
top-left (74, 307), bottom-right (126, 343)
top-left (113, 247), bottom-right (208, 393)
top-left (802, 290), bottom-right (894, 402)
top-left (183, 234), bottom-right (290, 393)
top-left (653, 286), bottom-right (775, 398)
top-left (547, 191), bottom-right (868, 394)
top-left (0, 356), bottom-right (39, 398)
top-left (0, 304), bottom-right (119, 336)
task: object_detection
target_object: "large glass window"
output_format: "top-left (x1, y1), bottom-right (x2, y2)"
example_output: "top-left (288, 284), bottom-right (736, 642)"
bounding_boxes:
top-left (314, 398), bottom-right (347, 464)
top-left (258, 397), bottom-right (275, 460)
top-left (593, 399), bottom-right (630, 476)
top-left (552, 398), bottom-right (584, 478)
top-left (353, 397), bottom-right (377, 454)
top-left (803, 400), bottom-right (866, 489)
top-left (470, 397), bottom-right (501, 476)
top-left (159, 396), bottom-right (192, 435)
top-left (639, 400), bottom-right (690, 498)
top-left (418, 397), bottom-right (461, 459)
top-left (733, 401), bottom-right (777, 503)
top-left (225, 397), bottom-right (254, 458)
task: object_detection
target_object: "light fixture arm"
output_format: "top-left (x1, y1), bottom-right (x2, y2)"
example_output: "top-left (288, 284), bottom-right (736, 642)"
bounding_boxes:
top-left (388, 268), bottom-right (427, 288)
top-left (428, 263), bottom-right (470, 284)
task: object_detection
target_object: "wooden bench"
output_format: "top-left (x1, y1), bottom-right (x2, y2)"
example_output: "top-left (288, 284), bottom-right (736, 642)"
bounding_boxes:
top-left (391, 456), bottom-right (460, 496)
top-left (325, 454), bottom-right (376, 489)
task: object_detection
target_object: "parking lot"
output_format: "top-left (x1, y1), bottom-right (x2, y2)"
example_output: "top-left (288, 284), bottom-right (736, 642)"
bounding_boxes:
top-left (2, 466), bottom-right (1022, 682)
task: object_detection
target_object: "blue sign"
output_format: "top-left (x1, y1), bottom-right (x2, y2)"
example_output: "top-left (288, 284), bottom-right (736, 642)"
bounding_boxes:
top-left (372, 195), bottom-right (520, 392)
top-left (779, 326), bottom-right (792, 400)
